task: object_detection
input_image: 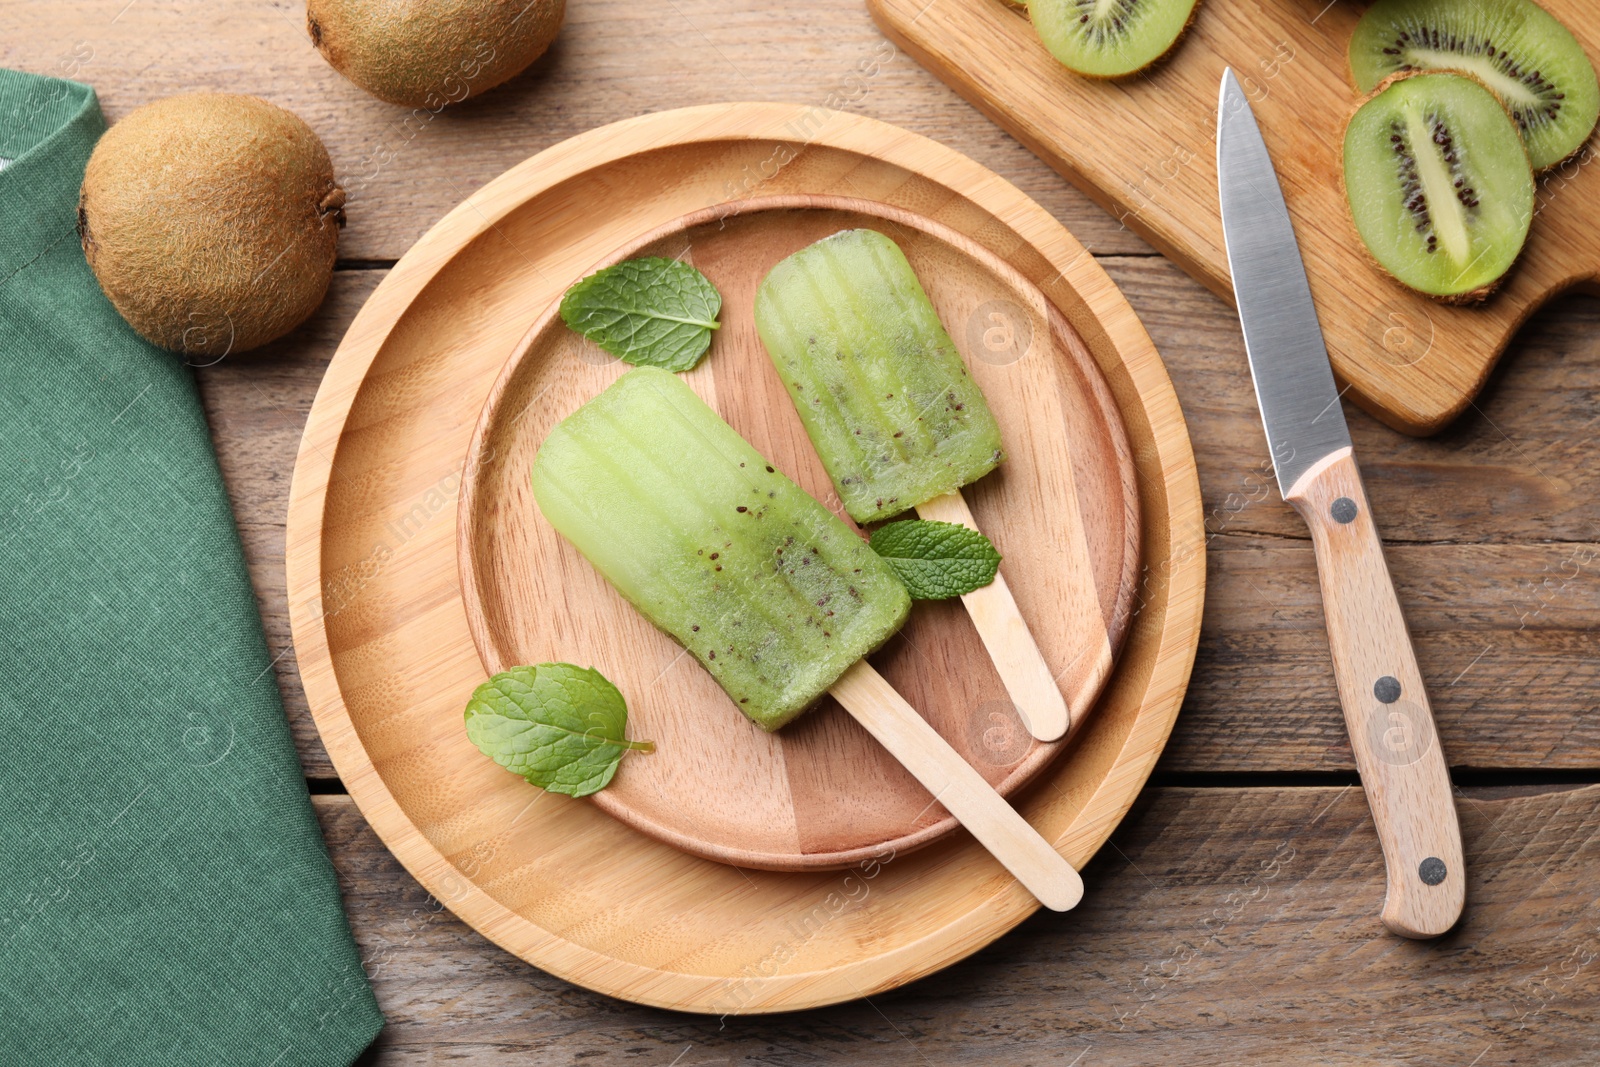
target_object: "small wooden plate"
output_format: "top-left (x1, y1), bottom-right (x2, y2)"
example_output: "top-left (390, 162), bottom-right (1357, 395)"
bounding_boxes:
top-left (457, 194), bottom-right (1141, 871)
top-left (286, 103), bottom-right (1206, 1013)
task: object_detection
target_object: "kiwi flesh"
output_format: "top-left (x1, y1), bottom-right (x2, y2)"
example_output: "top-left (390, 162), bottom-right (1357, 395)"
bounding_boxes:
top-left (78, 94), bottom-right (344, 358)
top-left (1343, 71), bottom-right (1534, 302)
top-left (307, 0), bottom-right (565, 108)
top-left (1350, 0), bottom-right (1599, 171)
top-left (1029, 0), bottom-right (1200, 79)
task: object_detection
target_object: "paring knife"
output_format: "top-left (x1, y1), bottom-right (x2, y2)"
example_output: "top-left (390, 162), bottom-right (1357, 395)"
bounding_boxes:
top-left (1215, 69), bottom-right (1465, 939)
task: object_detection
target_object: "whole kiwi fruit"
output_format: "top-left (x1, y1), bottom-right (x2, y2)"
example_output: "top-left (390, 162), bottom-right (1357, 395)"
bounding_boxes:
top-left (307, 0), bottom-right (565, 108)
top-left (78, 94), bottom-right (344, 359)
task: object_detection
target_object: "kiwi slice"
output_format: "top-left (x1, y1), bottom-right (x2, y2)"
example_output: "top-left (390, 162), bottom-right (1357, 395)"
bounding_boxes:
top-left (1030, 0), bottom-right (1200, 78)
top-left (1350, 0), bottom-right (1599, 171)
top-left (1344, 72), bottom-right (1534, 302)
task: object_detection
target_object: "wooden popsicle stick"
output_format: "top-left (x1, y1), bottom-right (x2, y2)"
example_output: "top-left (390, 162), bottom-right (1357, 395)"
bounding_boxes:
top-left (829, 659), bottom-right (1083, 912)
top-left (1286, 447), bottom-right (1465, 939)
top-left (915, 490), bottom-right (1071, 742)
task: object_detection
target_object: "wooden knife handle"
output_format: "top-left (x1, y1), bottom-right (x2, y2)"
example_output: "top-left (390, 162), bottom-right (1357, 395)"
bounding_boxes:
top-left (1285, 447), bottom-right (1464, 938)
top-left (830, 660), bottom-right (1083, 912)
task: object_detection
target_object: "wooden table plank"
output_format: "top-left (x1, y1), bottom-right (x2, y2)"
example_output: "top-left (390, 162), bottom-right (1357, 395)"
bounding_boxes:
top-left (0, 0), bottom-right (1151, 261)
top-left (1108, 257), bottom-right (1600, 546)
top-left (315, 783), bottom-right (1600, 1064)
top-left (208, 264), bottom-right (1600, 777)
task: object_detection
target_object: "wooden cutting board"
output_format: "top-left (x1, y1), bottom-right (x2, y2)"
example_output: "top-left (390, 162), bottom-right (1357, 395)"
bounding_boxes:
top-left (285, 103), bottom-right (1205, 1012)
top-left (456, 194), bottom-right (1140, 871)
top-left (869, 0), bottom-right (1600, 435)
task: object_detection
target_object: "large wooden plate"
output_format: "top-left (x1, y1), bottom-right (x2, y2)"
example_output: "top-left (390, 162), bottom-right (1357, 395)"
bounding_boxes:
top-left (286, 103), bottom-right (1205, 1012)
top-left (869, 0), bottom-right (1600, 435)
top-left (457, 194), bottom-right (1141, 870)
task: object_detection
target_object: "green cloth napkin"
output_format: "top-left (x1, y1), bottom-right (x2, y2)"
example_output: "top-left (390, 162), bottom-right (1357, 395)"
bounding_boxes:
top-left (0, 71), bottom-right (382, 1065)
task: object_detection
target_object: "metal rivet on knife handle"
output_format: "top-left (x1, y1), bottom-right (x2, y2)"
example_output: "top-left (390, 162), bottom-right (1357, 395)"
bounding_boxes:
top-left (1418, 857), bottom-right (1448, 886)
top-left (1374, 676), bottom-right (1402, 704)
top-left (1331, 497), bottom-right (1358, 524)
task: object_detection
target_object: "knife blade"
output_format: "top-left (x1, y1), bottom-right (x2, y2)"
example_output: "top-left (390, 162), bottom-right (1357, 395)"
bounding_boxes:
top-left (1216, 71), bottom-right (1351, 493)
top-left (1216, 68), bottom-right (1465, 939)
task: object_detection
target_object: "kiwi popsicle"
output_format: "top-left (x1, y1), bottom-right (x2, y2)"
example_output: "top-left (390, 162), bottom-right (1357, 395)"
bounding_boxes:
top-left (532, 366), bottom-right (1081, 911)
top-left (753, 228), bottom-right (1005, 526)
top-left (530, 366), bottom-right (910, 731)
top-left (755, 228), bottom-right (1070, 744)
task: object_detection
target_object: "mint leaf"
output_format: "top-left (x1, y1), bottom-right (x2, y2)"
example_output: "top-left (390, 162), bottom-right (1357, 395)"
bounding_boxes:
top-left (464, 663), bottom-right (654, 798)
top-left (868, 520), bottom-right (1002, 599)
top-left (559, 257), bottom-right (722, 372)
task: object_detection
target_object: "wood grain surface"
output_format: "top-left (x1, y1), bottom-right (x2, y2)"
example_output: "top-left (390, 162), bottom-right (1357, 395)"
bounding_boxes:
top-left (317, 781), bottom-right (1600, 1062)
top-left (458, 196), bottom-right (1139, 870)
top-left (12, 0), bottom-right (1598, 1057)
top-left (869, 0), bottom-right (1600, 435)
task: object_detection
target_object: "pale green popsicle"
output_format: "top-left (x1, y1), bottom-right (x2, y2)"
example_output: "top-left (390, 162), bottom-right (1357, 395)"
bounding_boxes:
top-left (754, 228), bottom-right (1006, 525)
top-left (530, 367), bottom-right (911, 731)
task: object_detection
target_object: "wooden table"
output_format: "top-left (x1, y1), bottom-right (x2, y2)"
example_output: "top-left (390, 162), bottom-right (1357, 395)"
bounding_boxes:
top-left (10, 1), bottom-right (1600, 1061)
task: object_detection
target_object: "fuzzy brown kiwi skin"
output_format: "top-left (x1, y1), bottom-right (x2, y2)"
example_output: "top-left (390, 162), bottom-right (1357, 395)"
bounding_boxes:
top-left (306, 0), bottom-right (565, 109)
top-left (1339, 70), bottom-right (1534, 305)
top-left (1035, 0), bottom-right (1203, 82)
top-left (77, 93), bottom-right (344, 357)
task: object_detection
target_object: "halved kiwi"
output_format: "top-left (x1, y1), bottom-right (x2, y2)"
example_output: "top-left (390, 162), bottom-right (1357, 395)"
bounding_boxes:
top-left (1029, 0), bottom-right (1200, 79)
top-left (1343, 71), bottom-right (1534, 302)
top-left (1350, 0), bottom-right (1599, 171)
